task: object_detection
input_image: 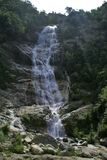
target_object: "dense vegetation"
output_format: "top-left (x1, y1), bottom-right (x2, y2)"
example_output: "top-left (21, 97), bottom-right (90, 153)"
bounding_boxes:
top-left (58, 4), bottom-right (107, 104)
top-left (0, 0), bottom-right (63, 88)
top-left (56, 4), bottom-right (107, 139)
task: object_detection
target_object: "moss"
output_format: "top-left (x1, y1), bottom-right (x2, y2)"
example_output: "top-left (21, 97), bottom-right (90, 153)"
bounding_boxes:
top-left (22, 114), bottom-right (46, 130)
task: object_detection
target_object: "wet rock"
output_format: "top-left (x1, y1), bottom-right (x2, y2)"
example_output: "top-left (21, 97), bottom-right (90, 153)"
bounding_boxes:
top-left (70, 139), bottom-right (75, 143)
top-left (63, 137), bottom-right (69, 142)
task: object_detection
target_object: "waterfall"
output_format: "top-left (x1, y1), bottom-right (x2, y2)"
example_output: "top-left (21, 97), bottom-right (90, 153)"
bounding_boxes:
top-left (32, 25), bottom-right (65, 138)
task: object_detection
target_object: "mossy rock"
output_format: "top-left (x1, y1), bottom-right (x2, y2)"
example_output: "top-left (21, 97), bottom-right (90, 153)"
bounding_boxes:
top-left (17, 105), bottom-right (51, 132)
top-left (33, 133), bottom-right (58, 148)
top-left (62, 105), bottom-right (92, 138)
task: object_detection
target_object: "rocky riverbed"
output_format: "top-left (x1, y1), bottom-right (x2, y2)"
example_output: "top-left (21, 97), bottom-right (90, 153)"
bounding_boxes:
top-left (0, 104), bottom-right (107, 160)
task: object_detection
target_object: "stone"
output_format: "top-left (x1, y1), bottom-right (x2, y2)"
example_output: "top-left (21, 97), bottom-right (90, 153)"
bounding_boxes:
top-left (70, 139), bottom-right (75, 143)
top-left (58, 142), bottom-right (65, 150)
top-left (20, 132), bottom-right (26, 136)
top-left (101, 152), bottom-right (107, 160)
top-left (43, 146), bottom-right (57, 155)
top-left (17, 105), bottom-right (51, 132)
top-left (61, 105), bottom-right (92, 137)
top-left (100, 138), bottom-right (107, 147)
top-left (23, 145), bottom-right (30, 153)
top-left (0, 155), bottom-right (3, 160)
top-left (81, 141), bottom-right (88, 146)
top-left (33, 133), bottom-right (58, 148)
top-left (63, 137), bottom-right (69, 142)
top-left (39, 143), bottom-right (45, 148)
top-left (81, 146), bottom-right (99, 158)
top-left (24, 136), bottom-right (32, 143)
top-left (30, 144), bottom-right (43, 155)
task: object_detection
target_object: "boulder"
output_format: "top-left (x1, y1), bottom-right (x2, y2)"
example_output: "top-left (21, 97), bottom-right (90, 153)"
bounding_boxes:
top-left (101, 152), bottom-right (107, 160)
top-left (43, 146), bottom-right (57, 155)
top-left (61, 105), bottom-right (92, 137)
top-left (24, 136), bottom-right (32, 143)
top-left (63, 137), bottom-right (69, 142)
top-left (30, 144), bottom-right (43, 155)
top-left (100, 138), bottom-right (107, 147)
top-left (33, 133), bottom-right (58, 148)
top-left (17, 105), bottom-right (51, 132)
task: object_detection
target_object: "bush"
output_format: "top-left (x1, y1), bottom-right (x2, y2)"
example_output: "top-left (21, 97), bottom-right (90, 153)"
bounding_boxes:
top-left (10, 144), bottom-right (24, 154)
top-left (99, 86), bottom-right (107, 102)
top-left (97, 123), bottom-right (107, 138)
top-left (0, 130), bottom-right (5, 143)
top-left (10, 133), bottom-right (24, 154)
top-left (0, 125), bottom-right (9, 143)
top-left (2, 124), bottom-right (9, 135)
top-left (87, 131), bottom-right (96, 144)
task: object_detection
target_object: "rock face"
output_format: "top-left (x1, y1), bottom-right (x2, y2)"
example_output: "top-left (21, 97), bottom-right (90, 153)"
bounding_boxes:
top-left (17, 105), bottom-right (51, 132)
top-left (61, 105), bottom-right (92, 137)
top-left (0, 43), bottom-right (36, 110)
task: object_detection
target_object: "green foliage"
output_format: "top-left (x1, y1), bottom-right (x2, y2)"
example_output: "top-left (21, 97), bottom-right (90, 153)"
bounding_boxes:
top-left (87, 131), bottom-right (96, 144)
top-left (0, 130), bottom-right (6, 142)
top-left (58, 2), bottom-right (107, 104)
top-left (0, 125), bottom-right (9, 143)
top-left (0, 0), bottom-right (63, 42)
top-left (1, 124), bottom-right (9, 135)
top-left (10, 144), bottom-right (24, 154)
top-left (99, 86), bottom-right (107, 102)
top-left (10, 133), bottom-right (24, 154)
top-left (0, 11), bottom-right (25, 36)
top-left (97, 123), bottom-right (107, 138)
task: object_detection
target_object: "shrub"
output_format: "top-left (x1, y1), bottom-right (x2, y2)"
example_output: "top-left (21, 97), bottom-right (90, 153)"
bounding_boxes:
top-left (99, 86), bottom-right (107, 102)
top-left (10, 133), bottom-right (24, 154)
top-left (0, 130), bottom-right (5, 143)
top-left (2, 124), bottom-right (9, 135)
top-left (97, 123), bottom-right (107, 138)
top-left (87, 131), bottom-right (96, 144)
top-left (10, 144), bottom-right (24, 154)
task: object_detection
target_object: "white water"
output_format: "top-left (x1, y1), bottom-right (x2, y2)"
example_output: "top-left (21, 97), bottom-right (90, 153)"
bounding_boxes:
top-left (9, 109), bottom-right (24, 132)
top-left (32, 25), bottom-right (65, 138)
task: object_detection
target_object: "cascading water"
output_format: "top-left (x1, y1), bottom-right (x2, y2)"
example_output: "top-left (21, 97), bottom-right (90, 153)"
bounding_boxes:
top-left (32, 25), bottom-right (65, 138)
